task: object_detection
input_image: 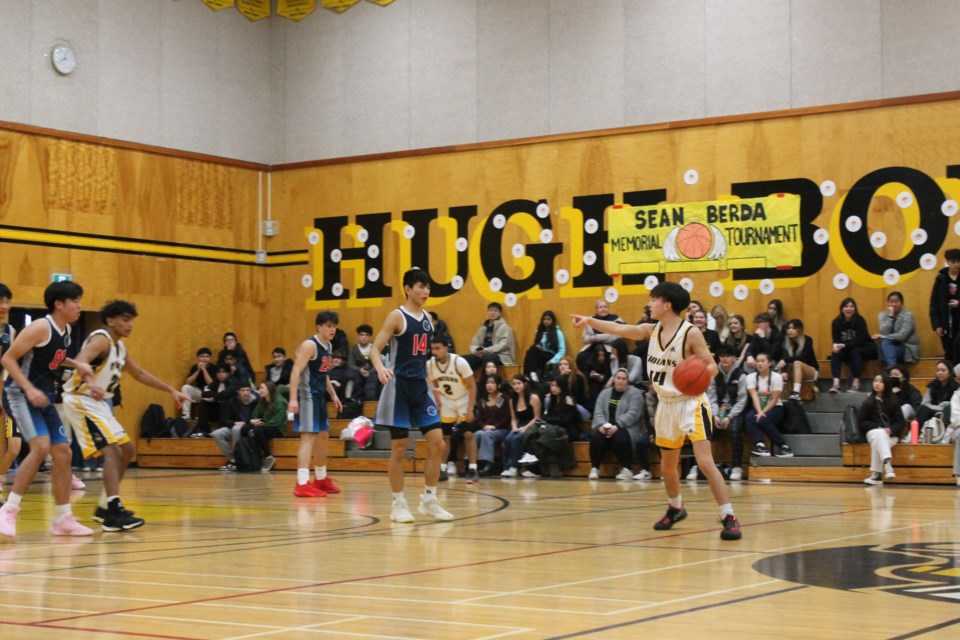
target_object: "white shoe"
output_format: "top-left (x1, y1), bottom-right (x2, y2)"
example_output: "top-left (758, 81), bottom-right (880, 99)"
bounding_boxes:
top-left (633, 469), bottom-right (652, 481)
top-left (501, 467), bottom-right (518, 477)
top-left (70, 474), bottom-right (86, 490)
top-left (518, 453), bottom-right (539, 465)
top-left (730, 467), bottom-right (743, 481)
top-left (685, 465), bottom-right (699, 481)
top-left (446, 463), bottom-right (457, 475)
top-left (864, 473), bottom-right (883, 486)
top-left (883, 462), bottom-right (896, 480)
top-left (391, 498), bottom-right (415, 523)
top-left (588, 468), bottom-right (599, 480)
top-left (616, 468), bottom-right (634, 481)
top-left (956, 477), bottom-right (960, 487)
top-left (418, 495), bottom-right (454, 521)
top-left (521, 469), bottom-right (541, 478)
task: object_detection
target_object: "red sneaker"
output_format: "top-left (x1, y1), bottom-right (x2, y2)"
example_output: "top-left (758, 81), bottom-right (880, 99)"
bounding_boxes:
top-left (313, 477), bottom-right (341, 494)
top-left (293, 482), bottom-right (326, 497)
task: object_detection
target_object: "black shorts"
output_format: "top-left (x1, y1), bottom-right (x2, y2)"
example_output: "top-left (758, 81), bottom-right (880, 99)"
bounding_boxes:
top-left (382, 423), bottom-right (445, 441)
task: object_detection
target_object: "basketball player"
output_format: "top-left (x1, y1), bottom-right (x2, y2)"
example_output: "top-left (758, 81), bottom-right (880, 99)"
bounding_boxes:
top-left (0, 283), bottom-right (22, 505)
top-left (62, 300), bottom-right (189, 531)
top-left (370, 267), bottom-right (454, 522)
top-left (0, 281), bottom-right (95, 537)
top-left (287, 311), bottom-right (343, 497)
top-left (572, 282), bottom-right (742, 540)
top-left (426, 336), bottom-right (478, 483)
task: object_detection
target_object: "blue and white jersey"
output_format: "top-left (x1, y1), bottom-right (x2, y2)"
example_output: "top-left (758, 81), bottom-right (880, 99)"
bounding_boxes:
top-left (300, 336), bottom-right (333, 399)
top-left (387, 307), bottom-right (433, 379)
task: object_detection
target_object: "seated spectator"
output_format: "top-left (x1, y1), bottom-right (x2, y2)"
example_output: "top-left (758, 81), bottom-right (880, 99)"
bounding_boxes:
top-left (429, 311), bottom-right (456, 353)
top-left (744, 353), bottom-right (793, 458)
top-left (463, 302), bottom-right (517, 372)
top-left (928, 248), bottom-right (960, 360)
top-left (744, 313), bottom-right (779, 373)
top-left (829, 297), bottom-right (876, 393)
top-left (610, 339), bottom-right (642, 387)
top-left (691, 309), bottom-right (721, 357)
top-left (917, 359), bottom-right (958, 424)
top-left (582, 345), bottom-right (612, 406)
top-left (211, 383), bottom-right (260, 470)
top-left (482, 360), bottom-right (511, 395)
top-left (348, 324), bottom-right (382, 401)
top-left (222, 352), bottom-right (256, 397)
top-left (473, 374), bottom-right (511, 476)
top-left (575, 299), bottom-right (624, 373)
top-left (871, 291), bottom-right (921, 367)
top-left (500, 376), bottom-right (541, 478)
top-left (724, 314), bottom-right (750, 369)
top-left (888, 364), bottom-right (922, 423)
top-left (687, 300), bottom-right (716, 330)
top-left (217, 332), bottom-right (254, 375)
top-left (328, 350), bottom-right (361, 404)
top-left (196, 364), bottom-right (234, 435)
top-left (703, 345), bottom-right (749, 481)
top-left (860, 372), bottom-right (906, 485)
top-left (775, 319), bottom-right (819, 402)
top-left (556, 356), bottom-right (591, 420)
top-left (711, 304), bottom-right (730, 342)
top-left (247, 381), bottom-right (289, 472)
top-left (587, 369), bottom-right (650, 481)
top-left (541, 375), bottom-right (583, 442)
top-left (523, 310), bottom-right (566, 382)
top-left (948, 384), bottom-right (960, 487)
top-left (181, 347), bottom-right (214, 419)
top-left (766, 299), bottom-right (786, 335)
top-left (332, 326), bottom-right (349, 355)
top-left (265, 347), bottom-right (293, 386)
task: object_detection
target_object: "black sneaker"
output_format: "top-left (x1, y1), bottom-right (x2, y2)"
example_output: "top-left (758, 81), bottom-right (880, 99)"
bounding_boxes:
top-left (751, 443), bottom-right (771, 457)
top-left (93, 504), bottom-right (136, 523)
top-left (720, 514), bottom-right (742, 540)
top-left (438, 468), bottom-right (449, 482)
top-left (466, 468), bottom-right (480, 484)
top-left (775, 444), bottom-right (794, 458)
top-left (653, 505), bottom-right (688, 530)
top-left (101, 499), bottom-right (145, 532)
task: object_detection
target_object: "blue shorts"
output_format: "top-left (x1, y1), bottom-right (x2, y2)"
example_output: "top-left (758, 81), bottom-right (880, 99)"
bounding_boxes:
top-left (375, 376), bottom-right (439, 430)
top-left (3, 386), bottom-right (69, 445)
top-left (294, 390), bottom-right (329, 433)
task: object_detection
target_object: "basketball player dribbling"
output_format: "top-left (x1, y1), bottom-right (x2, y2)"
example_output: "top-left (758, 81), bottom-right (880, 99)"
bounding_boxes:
top-left (572, 281), bottom-right (741, 540)
top-left (370, 268), bottom-right (454, 522)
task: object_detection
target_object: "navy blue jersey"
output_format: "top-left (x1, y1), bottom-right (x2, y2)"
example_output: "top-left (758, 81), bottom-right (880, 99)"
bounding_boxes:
top-left (5, 316), bottom-right (71, 395)
top-left (0, 323), bottom-right (11, 376)
top-left (388, 307), bottom-right (433, 379)
top-left (299, 336), bottom-right (332, 399)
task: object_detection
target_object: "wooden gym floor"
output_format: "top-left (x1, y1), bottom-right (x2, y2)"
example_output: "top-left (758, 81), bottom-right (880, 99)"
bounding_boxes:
top-left (0, 469), bottom-right (958, 640)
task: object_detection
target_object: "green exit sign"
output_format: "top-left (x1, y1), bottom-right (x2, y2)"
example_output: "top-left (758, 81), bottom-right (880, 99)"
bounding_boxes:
top-left (51, 273), bottom-right (72, 283)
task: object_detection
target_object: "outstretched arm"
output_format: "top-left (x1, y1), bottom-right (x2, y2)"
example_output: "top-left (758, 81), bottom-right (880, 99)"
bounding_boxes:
top-left (571, 314), bottom-right (652, 341)
top-left (125, 354), bottom-right (189, 409)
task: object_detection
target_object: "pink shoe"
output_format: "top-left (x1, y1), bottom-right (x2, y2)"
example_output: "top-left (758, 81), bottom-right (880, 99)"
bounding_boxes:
top-left (50, 514), bottom-right (94, 536)
top-left (0, 504), bottom-right (20, 538)
top-left (71, 474), bottom-right (86, 490)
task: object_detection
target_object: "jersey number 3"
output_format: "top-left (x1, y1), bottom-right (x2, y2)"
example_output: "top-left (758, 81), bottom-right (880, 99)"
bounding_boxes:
top-left (412, 334), bottom-right (428, 356)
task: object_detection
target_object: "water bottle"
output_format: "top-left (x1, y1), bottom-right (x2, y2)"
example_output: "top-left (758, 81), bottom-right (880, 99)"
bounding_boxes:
top-left (909, 419), bottom-right (919, 445)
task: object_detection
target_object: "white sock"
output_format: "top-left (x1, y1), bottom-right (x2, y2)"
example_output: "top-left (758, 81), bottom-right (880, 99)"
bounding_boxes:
top-left (469, 463), bottom-right (478, 470)
top-left (107, 495), bottom-right (120, 505)
top-left (54, 504), bottom-right (72, 520)
top-left (6, 492), bottom-right (22, 507)
top-left (392, 492), bottom-right (405, 502)
top-left (423, 486), bottom-right (436, 498)
top-left (98, 491), bottom-right (109, 509)
top-left (720, 503), bottom-right (735, 518)
top-left (297, 468), bottom-right (310, 485)
top-left (315, 465), bottom-right (327, 481)
top-left (668, 494), bottom-right (683, 509)
top-left (792, 383), bottom-right (801, 393)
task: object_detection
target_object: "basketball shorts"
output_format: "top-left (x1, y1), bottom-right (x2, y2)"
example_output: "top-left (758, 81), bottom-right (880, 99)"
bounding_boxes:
top-left (654, 393), bottom-right (712, 449)
top-left (3, 385), bottom-right (69, 446)
top-left (438, 393), bottom-right (470, 423)
top-left (376, 375), bottom-right (439, 431)
top-left (294, 389), bottom-right (329, 434)
top-left (62, 393), bottom-right (129, 458)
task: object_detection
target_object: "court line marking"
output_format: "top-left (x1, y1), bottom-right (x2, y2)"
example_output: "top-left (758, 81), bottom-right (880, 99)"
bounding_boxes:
top-left (0, 585), bottom-right (175, 604)
top-left (223, 615), bottom-right (370, 640)
top-left (887, 617), bottom-right (960, 639)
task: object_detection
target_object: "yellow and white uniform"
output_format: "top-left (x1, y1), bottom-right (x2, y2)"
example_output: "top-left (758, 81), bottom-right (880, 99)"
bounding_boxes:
top-left (647, 321), bottom-right (712, 448)
top-left (63, 329), bottom-right (129, 457)
top-left (426, 354), bottom-right (473, 423)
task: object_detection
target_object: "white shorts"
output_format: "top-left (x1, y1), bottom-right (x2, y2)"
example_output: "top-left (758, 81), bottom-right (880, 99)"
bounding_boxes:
top-left (62, 393), bottom-right (129, 458)
top-left (438, 394), bottom-right (470, 423)
top-left (654, 394), bottom-right (712, 449)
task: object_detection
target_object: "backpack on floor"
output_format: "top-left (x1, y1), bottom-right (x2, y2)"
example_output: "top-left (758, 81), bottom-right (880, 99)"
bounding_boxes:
top-left (140, 404), bottom-right (169, 440)
top-left (840, 405), bottom-right (863, 444)
top-left (233, 437), bottom-right (261, 472)
top-left (781, 400), bottom-right (812, 435)
top-left (164, 417), bottom-right (192, 438)
top-left (338, 397), bottom-right (364, 419)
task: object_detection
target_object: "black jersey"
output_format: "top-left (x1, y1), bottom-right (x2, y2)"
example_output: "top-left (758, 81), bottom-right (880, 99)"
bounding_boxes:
top-left (5, 316), bottom-right (71, 395)
top-left (387, 307), bottom-right (433, 379)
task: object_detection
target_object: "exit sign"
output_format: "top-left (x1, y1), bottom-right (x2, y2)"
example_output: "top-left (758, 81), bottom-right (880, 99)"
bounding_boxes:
top-left (51, 273), bottom-right (72, 282)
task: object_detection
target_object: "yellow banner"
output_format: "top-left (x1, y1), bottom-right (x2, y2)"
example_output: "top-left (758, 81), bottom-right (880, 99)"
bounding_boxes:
top-left (366, 0), bottom-right (396, 5)
top-left (236, 0), bottom-right (270, 20)
top-left (277, 0), bottom-right (317, 20)
top-left (322, 0), bottom-right (360, 13)
top-left (201, 0), bottom-right (234, 10)
top-left (607, 194), bottom-right (802, 274)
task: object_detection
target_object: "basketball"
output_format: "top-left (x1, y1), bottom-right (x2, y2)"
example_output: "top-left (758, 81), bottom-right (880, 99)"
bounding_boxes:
top-left (673, 355), bottom-right (711, 396)
top-left (676, 223), bottom-right (712, 259)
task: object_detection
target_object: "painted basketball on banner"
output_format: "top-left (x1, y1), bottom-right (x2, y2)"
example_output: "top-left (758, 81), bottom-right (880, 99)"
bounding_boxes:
top-left (676, 223), bottom-right (713, 259)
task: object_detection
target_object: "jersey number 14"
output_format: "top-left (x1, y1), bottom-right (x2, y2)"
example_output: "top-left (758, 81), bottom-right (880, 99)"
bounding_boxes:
top-left (412, 334), bottom-right (428, 356)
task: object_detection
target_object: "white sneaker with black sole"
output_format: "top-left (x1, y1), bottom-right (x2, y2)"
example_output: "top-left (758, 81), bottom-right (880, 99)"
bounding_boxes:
top-left (685, 465), bottom-right (699, 480)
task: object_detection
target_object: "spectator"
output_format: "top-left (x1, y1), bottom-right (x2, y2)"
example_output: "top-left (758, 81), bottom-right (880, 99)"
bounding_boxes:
top-left (211, 383), bottom-right (259, 470)
top-left (610, 339), bottom-right (643, 387)
top-left (217, 332), bottom-right (253, 375)
top-left (541, 374), bottom-right (583, 442)
top-left (523, 310), bottom-right (566, 382)
top-left (744, 313), bottom-right (779, 372)
top-left (775, 319), bottom-right (819, 402)
top-left (872, 291), bottom-right (920, 367)
top-left (887, 365), bottom-right (922, 422)
top-left (473, 375), bottom-right (511, 476)
top-left (582, 345), bottom-right (612, 408)
top-left (429, 311), bottom-right (456, 353)
top-left (929, 248), bottom-right (960, 360)
top-left (724, 314), bottom-right (750, 368)
top-left (265, 347), bottom-right (293, 386)
top-left (860, 372), bottom-right (906, 485)
top-left (575, 300), bottom-right (625, 372)
top-left (744, 353), bottom-right (793, 458)
top-left (767, 299), bottom-right (786, 334)
top-left (222, 352), bottom-right (256, 395)
top-left (500, 376), bottom-right (541, 478)
top-left (248, 381), bottom-right (289, 471)
top-left (691, 309), bottom-right (721, 357)
top-left (687, 300), bottom-right (716, 330)
top-left (180, 347), bottom-right (214, 420)
top-left (463, 302), bottom-right (517, 372)
top-left (556, 356), bottom-right (591, 420)
top-left (328, 350), bottom-right (361, 404)
top-left (917, 359), bottom-right (958, 424)
top-left (829, 297), bottom-right (876, 393)
top-left (195, 365), bottom-right (235, 435)
top-left (711, 304), bottom-right (731, 342)
top-left (587, 369), bottom-right (650, 481)
top-left (948, 382), bottom-right (960, 487)
top-left (482, 360), bottom-right (511, 395)
top-left (348, 324), bottom-right (381, 401)
top-left (704, 345), bottom-right (749, 481)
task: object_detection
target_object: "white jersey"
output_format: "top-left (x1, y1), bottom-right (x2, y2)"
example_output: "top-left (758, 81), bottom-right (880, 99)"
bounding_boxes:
top-left (64, 329), bottom-right (126, 399)
top-left (647, 320), bottom-right (695, 399)
top-left (426, 354), bottom-right (473, 399)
